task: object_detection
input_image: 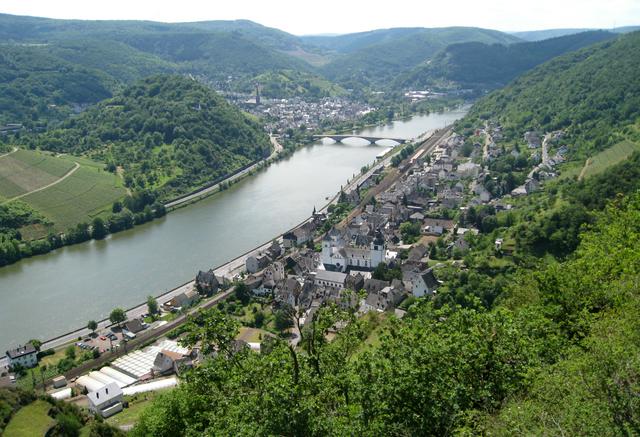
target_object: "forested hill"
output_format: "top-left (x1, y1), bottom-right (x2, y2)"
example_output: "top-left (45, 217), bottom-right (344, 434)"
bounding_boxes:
top-left (23, 75), bottom-right (271, 199)
top-left (320, 27), bottom-right (520, 89)
top-left (464, 31), bottom-right (640, 160)
top-left (397, 30), bottom-right (616, 91)
top-left (0, 44), bottom-right (115, 126)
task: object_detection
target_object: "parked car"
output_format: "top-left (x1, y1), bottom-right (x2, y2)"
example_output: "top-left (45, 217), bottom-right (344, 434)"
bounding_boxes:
top-left (99, 336), bottom-right (106, 341)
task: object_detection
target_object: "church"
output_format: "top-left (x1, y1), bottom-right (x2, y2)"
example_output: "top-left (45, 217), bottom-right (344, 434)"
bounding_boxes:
top-left (321, 227), bottom-right (386, 272)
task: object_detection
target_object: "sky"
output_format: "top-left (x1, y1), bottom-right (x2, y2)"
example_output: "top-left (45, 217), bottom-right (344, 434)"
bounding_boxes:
top-left (1, 0), bottom-right (639, 35)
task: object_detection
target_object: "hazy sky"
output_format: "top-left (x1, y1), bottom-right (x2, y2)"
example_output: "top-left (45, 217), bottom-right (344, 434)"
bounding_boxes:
top-left (1, 0), bottom-right (639, 35)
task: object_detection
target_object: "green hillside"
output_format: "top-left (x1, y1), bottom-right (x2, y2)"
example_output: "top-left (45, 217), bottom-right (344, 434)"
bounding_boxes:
top-left (0, 14), bottom-right (315, 76)
top-left (0, 13), bottom-right (338, 128)
top-left (397, 30), bottom-right (616, 91)
top-left (320, 27), bottom-right (521, 88)
top-left (22, 75), bottom-right (271, 199)
top-left (300, 27), bottom-right (428, 53)
top-left (48, 39), bottom-right (177, 83)
top-left (512, 25), bottom-right (640, 41)
top-left (463, 31), bottom-right (640, 160)
top-left (0, 44), bottom-right (114, 126)
top-left (239, 70), bottom-right (348, 99)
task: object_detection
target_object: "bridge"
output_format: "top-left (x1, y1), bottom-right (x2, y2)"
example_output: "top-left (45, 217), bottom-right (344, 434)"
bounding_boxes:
top-left (313, 135), bottom-right (407, 145)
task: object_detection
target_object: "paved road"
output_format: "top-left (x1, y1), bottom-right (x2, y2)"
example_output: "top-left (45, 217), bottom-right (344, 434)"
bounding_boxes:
top-left (483, 122), bottom-right (491, 162)
top-left (542, 132), bottom-right (551, 165)
top-left (165, 135), bottom-right (283, 209)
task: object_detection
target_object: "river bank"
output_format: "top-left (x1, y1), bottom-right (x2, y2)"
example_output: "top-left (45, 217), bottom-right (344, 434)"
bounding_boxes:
top-left (0, 109), bottom-right (468, 352)
top-left (25, 132), bottom-right (408, 355)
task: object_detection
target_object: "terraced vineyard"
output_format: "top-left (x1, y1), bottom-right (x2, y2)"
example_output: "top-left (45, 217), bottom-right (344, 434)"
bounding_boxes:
top-left (22, 165), bottom-right (126, 232)
top-left (579, 140), bottom-right (640, 179)
top-left (560, 140), bottom-right (640, 180)
top-left (0, 149), bottom-right (75, 201)
top-left (0, 148), bottom-right (126, 237)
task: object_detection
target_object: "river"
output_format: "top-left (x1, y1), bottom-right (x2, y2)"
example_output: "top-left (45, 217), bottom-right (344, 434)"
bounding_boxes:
top-left (0, 107), bottom-right (468, 350)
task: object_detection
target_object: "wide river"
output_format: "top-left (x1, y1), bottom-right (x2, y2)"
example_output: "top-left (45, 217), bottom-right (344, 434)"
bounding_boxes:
top-left (0, 107), bottom-right (467, 350)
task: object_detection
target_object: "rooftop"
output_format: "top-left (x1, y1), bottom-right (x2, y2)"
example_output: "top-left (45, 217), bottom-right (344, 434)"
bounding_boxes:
top-left (6, 344), bottom-right (36, 359)
top-left (315, 270), bottom-right (348, 283)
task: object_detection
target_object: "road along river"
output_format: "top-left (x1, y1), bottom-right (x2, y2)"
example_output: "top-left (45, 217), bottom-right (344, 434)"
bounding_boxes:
top-left (0, 107), bottom-right (468, 350)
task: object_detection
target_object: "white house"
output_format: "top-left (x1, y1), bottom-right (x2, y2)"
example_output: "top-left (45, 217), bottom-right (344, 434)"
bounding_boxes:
top-left (411, 268), bottom-right (440, 298)
top-left (88, 382), bottom-right (123, 418)
top-left (6, 344), bottom-right (38, 369)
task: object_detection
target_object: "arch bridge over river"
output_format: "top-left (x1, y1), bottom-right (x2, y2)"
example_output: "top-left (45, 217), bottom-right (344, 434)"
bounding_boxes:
top-left (312, 135), bottom-right (407, 145)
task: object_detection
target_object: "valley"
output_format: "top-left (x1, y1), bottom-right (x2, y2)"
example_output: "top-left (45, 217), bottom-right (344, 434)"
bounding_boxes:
top-left (0, 7), bottom-right (639, 436)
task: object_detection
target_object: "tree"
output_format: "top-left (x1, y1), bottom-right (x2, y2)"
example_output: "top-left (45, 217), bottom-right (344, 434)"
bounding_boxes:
top-left (253, 311), bottom-right (265, 328)
top-left (109, 308), bottom-right (126, 328)
top-left (147, 296), bottom-right (159, 319)
top-left (234, 282), bottom-right (252, 305)
top-left (28, 339), bottom-right (42, 351)
top-left (91, 217), bottom-right (108, 239)
top-left (112, 201), bottom-right (123, 213)
top-left (87, 320), bottom-right (98, 334)
top-left (181, 309), bottom-right (241, 360)
top-left (65, 345), bottom-right (76, 360)
top-left (400, 221), bottom-right (421, 244)
top-left (39, 365), bottom-right (47, 392)
top-left (274, 305), bottom-right (295, 332)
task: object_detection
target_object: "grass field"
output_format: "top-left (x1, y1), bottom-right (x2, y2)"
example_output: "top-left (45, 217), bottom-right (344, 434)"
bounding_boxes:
top-left (579, 140), bottom-right (640, 180)
top-left (106, 391), bottom-right (164, 428)
top-left (0, 148), bottom-right (127, 238)
top-left (237, 326), bottom-right (271, 343)
top-left (4, 400), bottom-right (56, 437)
top-left (0, 149), bottom-right (75, 200)
top-left (561, 140), bottom-right (640, 180)
top-left (22, 165), bottom-right (126, 232)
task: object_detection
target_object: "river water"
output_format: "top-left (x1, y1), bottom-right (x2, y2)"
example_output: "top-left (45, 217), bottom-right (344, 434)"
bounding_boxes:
top-left (0, 107), bottom-right (468, 350)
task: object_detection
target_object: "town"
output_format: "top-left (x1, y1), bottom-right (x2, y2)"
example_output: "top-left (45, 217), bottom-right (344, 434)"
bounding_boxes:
top-left (1, 116), bottom-right (570, 428)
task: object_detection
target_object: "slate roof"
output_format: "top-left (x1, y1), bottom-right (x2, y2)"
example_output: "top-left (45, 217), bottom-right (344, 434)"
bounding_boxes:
top-left (420, 268), bottom-right (439, 290)
top-left (363, 278), bottom-right (389, 294)
top-left (6, 344), bottom-right (36, 360)
top-left (316, 270), bottom-right (347, 284)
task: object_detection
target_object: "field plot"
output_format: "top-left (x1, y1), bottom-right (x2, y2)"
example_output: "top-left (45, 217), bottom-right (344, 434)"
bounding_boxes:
top-left (579, 140), bottom-right (640, 180)
top-left (4, 400), bottom-right (56, 437)
top-left (23, 165), bottom-right (126, 231)
top-left (0, 149), bottom-right (75, 200)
